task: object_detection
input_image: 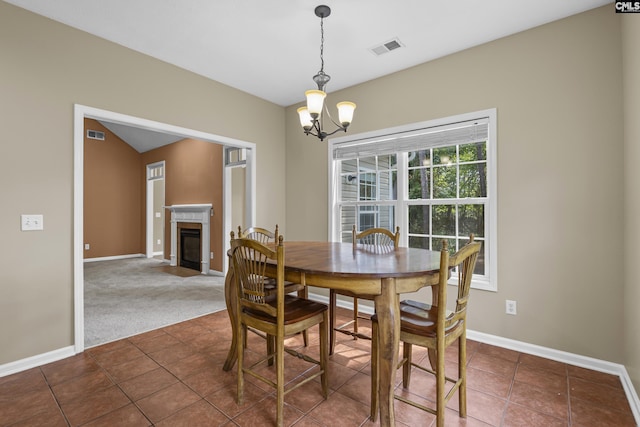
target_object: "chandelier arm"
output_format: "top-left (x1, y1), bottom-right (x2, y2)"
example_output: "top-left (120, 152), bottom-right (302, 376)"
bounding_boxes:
top-left (321, 103), bottom-right (347, 131)
top-left (320, 126), bottom-right (347, 139)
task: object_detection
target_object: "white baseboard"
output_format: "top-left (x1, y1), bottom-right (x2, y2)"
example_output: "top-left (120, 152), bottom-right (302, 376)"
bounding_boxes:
top-left (468, 330), bottom-right (640, 424)
top-left (0, 346), bottom-right (76, 378)
top-left (84, 253), bottom-right (145, 263)
top-left (309, 291), bottom-right (640, 424)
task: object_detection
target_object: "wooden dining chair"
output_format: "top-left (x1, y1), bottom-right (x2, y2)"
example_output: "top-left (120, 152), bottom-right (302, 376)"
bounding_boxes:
top-left (230, 233), bottom-right (329, 427)
top-left (238, 225), bottom-right (280, 245)
top-left (370, 235), bottom-right (481, 426)
top-left (238, 225), bottom-right (309, 346)
top-left (329, 225), bottom-right (400, 355)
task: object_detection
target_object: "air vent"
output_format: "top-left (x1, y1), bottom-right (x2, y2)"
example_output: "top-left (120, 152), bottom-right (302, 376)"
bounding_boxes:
top-left (369, 38), bottom-right (404, 56)
top-left (87, 130), bottom-right (105, 140)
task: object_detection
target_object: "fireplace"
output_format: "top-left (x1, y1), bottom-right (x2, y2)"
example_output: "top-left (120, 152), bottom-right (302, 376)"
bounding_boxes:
top-left (166, 204), bottom-right (212, 274)
top-left (179, 225), bottom-right (201, 271)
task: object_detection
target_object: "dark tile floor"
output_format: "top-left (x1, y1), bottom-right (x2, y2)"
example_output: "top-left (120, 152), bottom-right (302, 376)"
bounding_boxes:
top-left (0, 308), bottom-right (636, 426)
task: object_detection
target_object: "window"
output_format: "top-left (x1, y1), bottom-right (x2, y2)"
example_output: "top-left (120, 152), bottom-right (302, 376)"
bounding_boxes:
top-left (329, 109), bottom-right (497, 291)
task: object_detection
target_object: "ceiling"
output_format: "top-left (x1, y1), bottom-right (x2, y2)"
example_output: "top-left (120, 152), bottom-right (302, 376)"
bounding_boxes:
top-left (6, 0), bottom-right (612, 152)
top-left (6, 0), bottom-right (612, 108)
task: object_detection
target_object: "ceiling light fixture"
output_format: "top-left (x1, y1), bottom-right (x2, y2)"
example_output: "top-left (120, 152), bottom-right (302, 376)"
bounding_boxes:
top-left (297, 5), bottom-right (356, 142)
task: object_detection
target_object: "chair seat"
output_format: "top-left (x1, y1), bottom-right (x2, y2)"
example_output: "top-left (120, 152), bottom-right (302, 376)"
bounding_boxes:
top-left (243, 295), bottom-right (328, 325)
top-left (371, 300), bottom-right (460, 337)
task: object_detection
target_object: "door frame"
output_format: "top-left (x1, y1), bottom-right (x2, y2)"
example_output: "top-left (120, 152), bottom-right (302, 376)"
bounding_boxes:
top-left (73, 104), bottom-right (256, 353)
top-left (146, 161), bottom-right (165, 258)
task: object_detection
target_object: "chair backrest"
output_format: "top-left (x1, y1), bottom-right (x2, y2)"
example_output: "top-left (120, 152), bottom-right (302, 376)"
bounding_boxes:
top-left (237, 225), bottom-right (279, 245)
top-left (352, 225), bottom-right (400, 252)
top-left (437, 235), bottom-right (482, 333)
top-left (229, 231), bottom-right (285, 320)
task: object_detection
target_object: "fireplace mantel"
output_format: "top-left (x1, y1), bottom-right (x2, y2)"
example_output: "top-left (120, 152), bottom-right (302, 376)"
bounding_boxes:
top-left (166, 204), bottom-right (212, 274)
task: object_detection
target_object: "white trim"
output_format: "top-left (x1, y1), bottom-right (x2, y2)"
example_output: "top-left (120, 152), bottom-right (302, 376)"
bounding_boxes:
top-left (73, 106), bottom-right (85, 353)
top-left (0, 346), bottom-right (75, 378)
top-left (84, 253), bottom-right (145, 263)
top-left (245, 145), bottom-right (257, 228)
top-left (328, 108), bottom-right (498, 291)
top-left (74, 104), bottom-right (256, 354)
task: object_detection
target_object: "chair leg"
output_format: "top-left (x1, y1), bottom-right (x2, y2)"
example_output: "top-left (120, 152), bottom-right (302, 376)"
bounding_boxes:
top-left (428, 348), bottom-right (437, 371)
top-left (459, 330), bottom-right (467, 418)
top-left (243, 326), bottom-right (248, 349)
top-left (436, 340), bottom-right (446, 427)
top-left (370, 320), bottom-right (379, 421)
top-left (329, 290), bottom-right (337, 355)
top-left (299, 287), bottom-right (309, 347)
top-left (320, 311), bottom-right (329, 398)
top-left (352, 298), bottom-right (359, 338)
top-left (402, 342), bottom-right (412, 388)
top-left (236, 321), bottom-right (245, 405)
top-left (267, 334), bottom-right (275, 367)
top-left (276, 332), bottom-right (285, 427)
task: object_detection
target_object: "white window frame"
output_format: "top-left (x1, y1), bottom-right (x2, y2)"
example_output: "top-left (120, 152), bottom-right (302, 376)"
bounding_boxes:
top-left (328, 109), bottom-right (497, 291)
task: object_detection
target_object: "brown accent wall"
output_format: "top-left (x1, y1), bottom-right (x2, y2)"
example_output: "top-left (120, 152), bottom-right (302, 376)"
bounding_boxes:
top-left (84, 121), bottom-right (224, 271)
top-left (84, 119), bottom-right (143, 258)
top-left (141, 138), bottom-right (224, 271)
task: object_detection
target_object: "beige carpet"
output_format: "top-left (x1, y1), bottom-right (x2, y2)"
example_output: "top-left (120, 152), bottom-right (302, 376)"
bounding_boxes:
top-left (84, 257), bottom-right (227, 348)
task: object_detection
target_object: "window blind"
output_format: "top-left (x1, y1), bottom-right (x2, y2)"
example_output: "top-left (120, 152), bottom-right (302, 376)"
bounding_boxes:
top-left (333, 117), bottom-right (489, 160)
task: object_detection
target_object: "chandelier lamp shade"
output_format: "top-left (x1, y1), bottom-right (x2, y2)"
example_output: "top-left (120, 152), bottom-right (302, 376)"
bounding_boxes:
top-left (297, 5), bottom-right (356, 141)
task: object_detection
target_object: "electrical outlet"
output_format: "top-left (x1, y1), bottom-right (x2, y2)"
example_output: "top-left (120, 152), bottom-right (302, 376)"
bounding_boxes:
top-left (21, 214), bottom-right (44, 231)
top-left (84, 243), bottom-right (90, 250)
top-left (506, 300), bottom-right (517, 315)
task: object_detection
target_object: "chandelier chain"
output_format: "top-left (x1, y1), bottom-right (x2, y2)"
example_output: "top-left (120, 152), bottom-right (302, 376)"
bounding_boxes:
top-left (319, 16), bottom-right (325, 73)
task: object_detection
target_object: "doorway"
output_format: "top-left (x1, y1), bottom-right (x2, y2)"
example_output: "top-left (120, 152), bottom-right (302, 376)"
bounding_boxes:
top-left (74, 104), bottom-right (256, 353)
top-left (146, 161), bottom-right (165, 259)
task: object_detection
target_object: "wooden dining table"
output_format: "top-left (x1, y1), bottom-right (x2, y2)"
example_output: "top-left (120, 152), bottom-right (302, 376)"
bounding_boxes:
top-left (222, 241), bottom-right (441, 426)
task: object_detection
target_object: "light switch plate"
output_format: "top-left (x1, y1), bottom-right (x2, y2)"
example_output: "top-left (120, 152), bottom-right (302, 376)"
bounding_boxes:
top-left (21, 214), bottom-right (43, 231)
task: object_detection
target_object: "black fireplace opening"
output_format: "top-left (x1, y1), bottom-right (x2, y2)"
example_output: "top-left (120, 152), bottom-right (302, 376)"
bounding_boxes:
top-left (179, 228), bottom-right (201, 271)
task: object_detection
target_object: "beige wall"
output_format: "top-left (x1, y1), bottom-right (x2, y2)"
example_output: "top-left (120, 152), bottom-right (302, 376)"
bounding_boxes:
top-left (0, 1), bottom-right (286, 364)
top-left (623, 14), bottom-right (640, 393)
top-left (286, 6), bottom-right (626, 366)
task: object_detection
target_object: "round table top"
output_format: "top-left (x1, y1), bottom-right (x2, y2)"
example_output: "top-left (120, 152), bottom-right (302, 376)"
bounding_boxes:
top-left (276, 241), bottom-right (441, 279)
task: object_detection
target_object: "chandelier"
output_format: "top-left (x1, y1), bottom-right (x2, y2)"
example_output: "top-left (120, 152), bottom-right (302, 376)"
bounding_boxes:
top-left (297, 5), bottom-right (356, 142)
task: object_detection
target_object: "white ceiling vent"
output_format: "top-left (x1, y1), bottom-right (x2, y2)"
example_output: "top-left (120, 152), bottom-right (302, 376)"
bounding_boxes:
top-left (87, 130), bottom-right (105, 140)
top-left (369, 38), bottom-right (404, 56)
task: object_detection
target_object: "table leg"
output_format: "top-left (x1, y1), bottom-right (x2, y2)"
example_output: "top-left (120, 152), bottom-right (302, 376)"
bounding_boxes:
top-left (222, 268), bottom-right (237, 372)
top-left (374, 277), bottom-right (399, 427)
